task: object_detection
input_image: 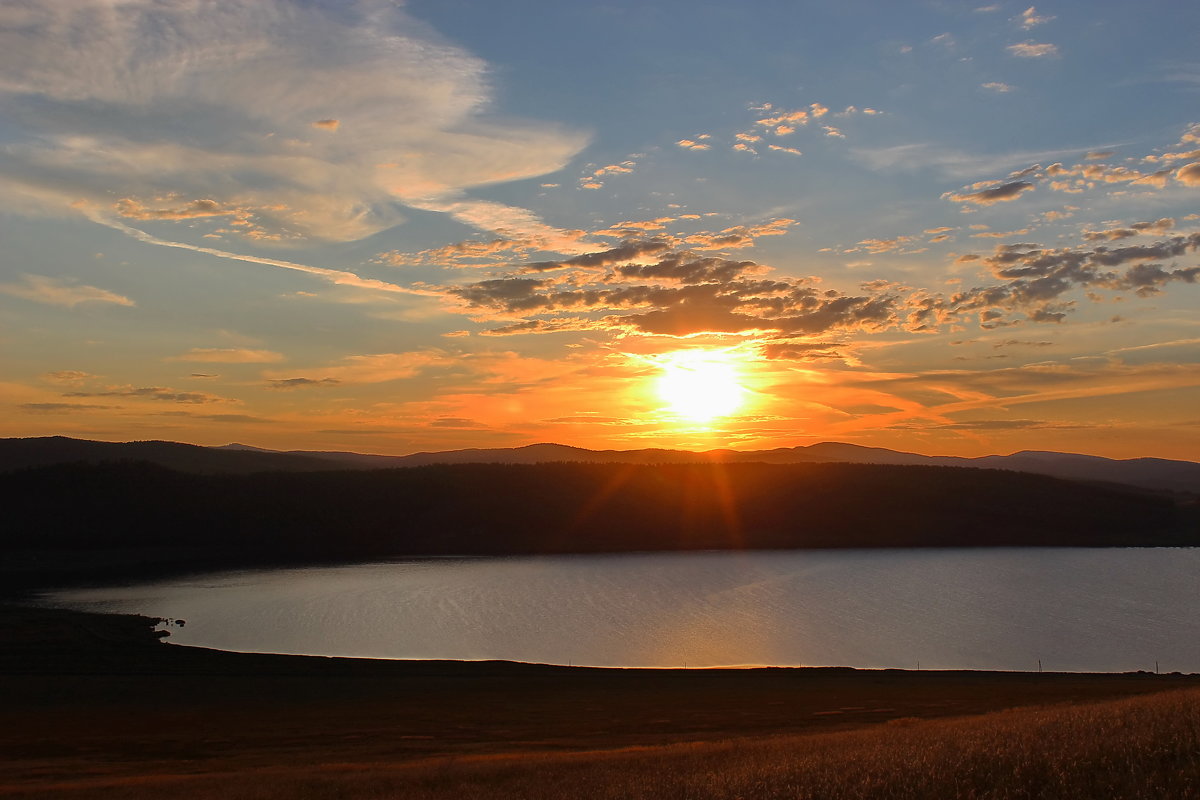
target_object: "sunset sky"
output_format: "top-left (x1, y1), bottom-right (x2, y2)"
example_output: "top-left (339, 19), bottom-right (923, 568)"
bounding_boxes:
top-left (2, 0), bottom-right (1199, 459)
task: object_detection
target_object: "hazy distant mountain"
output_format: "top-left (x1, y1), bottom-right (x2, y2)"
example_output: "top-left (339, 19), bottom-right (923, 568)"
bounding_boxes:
top-left (3, 436), bottom-right (1198, 494)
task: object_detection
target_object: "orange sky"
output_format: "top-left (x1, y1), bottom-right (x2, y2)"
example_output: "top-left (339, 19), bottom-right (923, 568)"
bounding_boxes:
top-left (2, 1), bottom-right (1199, 461)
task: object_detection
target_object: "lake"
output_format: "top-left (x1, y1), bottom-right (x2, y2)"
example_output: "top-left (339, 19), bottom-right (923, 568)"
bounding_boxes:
top-left (38, 548), bottom-right (1200, 672)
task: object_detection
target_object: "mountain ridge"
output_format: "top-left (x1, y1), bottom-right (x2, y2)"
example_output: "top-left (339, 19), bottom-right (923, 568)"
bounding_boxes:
top-left (1, 435), bottom-right (1197, 494)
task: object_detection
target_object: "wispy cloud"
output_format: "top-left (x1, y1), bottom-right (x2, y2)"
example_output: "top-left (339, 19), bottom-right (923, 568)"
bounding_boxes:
top-left (0, 1), bottom-right (586, 243)
top-left (89, 213), bottom-right (434, 296)
top-left (0, 274), bottom-right (134, 308)
top-left (169, 348), bottom-right (285, 363)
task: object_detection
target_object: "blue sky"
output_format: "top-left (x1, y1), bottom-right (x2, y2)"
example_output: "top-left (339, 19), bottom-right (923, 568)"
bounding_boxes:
top-left (1, 0), bottom-right (1198, 458)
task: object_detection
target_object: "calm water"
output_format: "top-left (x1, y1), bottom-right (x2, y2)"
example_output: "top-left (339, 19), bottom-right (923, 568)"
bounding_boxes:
top-left (40, 548), bottom-right (1200, 672)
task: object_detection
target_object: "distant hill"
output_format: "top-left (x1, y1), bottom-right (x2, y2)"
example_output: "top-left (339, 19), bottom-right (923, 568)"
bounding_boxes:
top-left (3, 460), bottom-right (1194, 560)
top-left (2, 436), bottom-right (1198, 494)
top-left (221, 440), bottom-right (1200, 494)
top-left (0, 436), bottom-right (336, 475)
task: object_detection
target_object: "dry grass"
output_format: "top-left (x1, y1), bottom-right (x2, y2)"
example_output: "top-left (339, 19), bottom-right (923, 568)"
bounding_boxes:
top-left (8, 687), bottom-right (1198, 799)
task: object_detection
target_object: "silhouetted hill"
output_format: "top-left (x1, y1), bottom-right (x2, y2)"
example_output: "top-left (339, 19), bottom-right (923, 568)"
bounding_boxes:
top-left (2, 461), bottom-right (1194, 582)
top-left (0, 436), bottom-right (338, 475)
top-left (971, 451), bottom-right (1200, 494)
top-left (4, 436), bottom-right (1198, 494)
top-left (228, 440), bottom-right (1198, 494)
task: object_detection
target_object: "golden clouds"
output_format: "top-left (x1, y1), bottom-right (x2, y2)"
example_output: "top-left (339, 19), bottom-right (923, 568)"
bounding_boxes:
top-left (1175, 162), bottom-right (1200, 187)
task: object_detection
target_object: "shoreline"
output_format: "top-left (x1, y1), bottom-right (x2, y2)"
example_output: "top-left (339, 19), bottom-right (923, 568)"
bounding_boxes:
top-left (4, 603), bottom-right (1199, 797)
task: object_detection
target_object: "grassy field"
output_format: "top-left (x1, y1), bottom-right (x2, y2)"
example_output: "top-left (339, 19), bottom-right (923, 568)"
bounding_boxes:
top-left (2, 604), bottom-right (1198, 799)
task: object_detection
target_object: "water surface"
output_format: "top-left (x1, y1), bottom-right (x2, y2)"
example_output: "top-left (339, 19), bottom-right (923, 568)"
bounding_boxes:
top-left (41, 548), bottom-right (1200, 672)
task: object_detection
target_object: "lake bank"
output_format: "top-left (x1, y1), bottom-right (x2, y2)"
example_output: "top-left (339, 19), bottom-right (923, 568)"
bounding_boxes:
top-left (3, 603), bottom-right (1198, 798)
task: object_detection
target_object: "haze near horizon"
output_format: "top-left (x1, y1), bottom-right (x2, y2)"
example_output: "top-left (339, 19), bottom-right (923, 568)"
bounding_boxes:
top-left (2, 1), bottom-right (1199, 460)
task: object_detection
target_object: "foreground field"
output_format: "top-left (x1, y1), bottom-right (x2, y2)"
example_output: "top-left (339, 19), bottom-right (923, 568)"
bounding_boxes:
top-left (1, 605), bottom-right (1197, 798)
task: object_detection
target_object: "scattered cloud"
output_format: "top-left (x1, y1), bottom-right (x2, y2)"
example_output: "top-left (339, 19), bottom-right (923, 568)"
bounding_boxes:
top-left (1018, 7), bottom-right (1055, 30)
top-left (982, 82), bottom-right (1014, 93)
top-left (439, 227), bottom-right (1200, 344)
top-left (946, 181), bottom-right (1035, 205)
top-left (1007, 41), bottom-right (1059, 58)
top-left (1083, 218), bottom-right (1175, 241)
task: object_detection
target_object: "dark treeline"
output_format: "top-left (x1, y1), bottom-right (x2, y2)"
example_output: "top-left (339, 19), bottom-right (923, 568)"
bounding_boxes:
top-left (3, 461), bottom-right (1195, 571)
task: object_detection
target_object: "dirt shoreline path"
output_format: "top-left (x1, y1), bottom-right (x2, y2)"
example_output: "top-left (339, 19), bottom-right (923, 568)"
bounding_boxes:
top-left (3, 603), bottom-right (1197, 797)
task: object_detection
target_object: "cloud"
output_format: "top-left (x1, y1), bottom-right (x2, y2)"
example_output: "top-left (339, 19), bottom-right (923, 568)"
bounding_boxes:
top-left (0, 274), bottom-right (134, 307)
top-left (853, 143), bottom-right (1083, 178)
top-left (170, 348), bottom-right (285, 363)
top-left (676, 138), bottom-right (712, 151)
top-left (429, 417), bottom-right (486, 429)
top-left (267, 378), bottom-right (341, 390)
top-left (402, 197), bottom-right (590, 256)
top-left (946, 181), bottom-right (1035, 205)
top-left (1176, 162), bottom-right (1200, 186)
top-left (854, 237), bottom-right (916, 254)
top-left (63, 386), bottom-right (225, 404)
top-left (19, 402), bottom-right (113, 414)
top-left (847, 362), bottom-right (1200, 422)
top-left (90, 213), bottom-right (432, 295)
top-left (1018, 7), bottom-right (1055, 30)
top-left (41, 370), bottom-right (98, 386)
top-left (938, 234), bottom-right (1200, 326)
top-left (1083, 218), bottom-right (1175, 241)
top-left (267, 351), bottom-right (448, 385)
top-left (441, 228), bottom-right (1200, 343)
top-left (982, 82), bottom-right (1014, 93)
top-left (1007, 41), bottom-right (1059, 58)
top-left (379, 237), bottom-right (534, 268)
top-left (182, 413), bottom-right (276, 424)
top-left (445, 245), bottom-right (902, 339)
top-left (524, 241), bottom-right (674, 273)
top-left (0, 1), bottom-right (585, 243)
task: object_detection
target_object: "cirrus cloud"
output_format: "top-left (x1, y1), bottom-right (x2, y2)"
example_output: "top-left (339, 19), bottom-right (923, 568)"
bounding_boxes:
top-left (0, 274), bottom-right (134, 308)
top-left (0, 1), bottom-right (586, 244)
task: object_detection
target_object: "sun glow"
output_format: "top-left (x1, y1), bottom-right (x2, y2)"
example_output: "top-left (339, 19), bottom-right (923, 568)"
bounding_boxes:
top-left (655, 350), bottom-right (748, 423)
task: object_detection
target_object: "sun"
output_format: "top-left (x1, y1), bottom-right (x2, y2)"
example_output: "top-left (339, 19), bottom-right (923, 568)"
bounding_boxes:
top-left (655, 350), bottom-right (748, 423)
